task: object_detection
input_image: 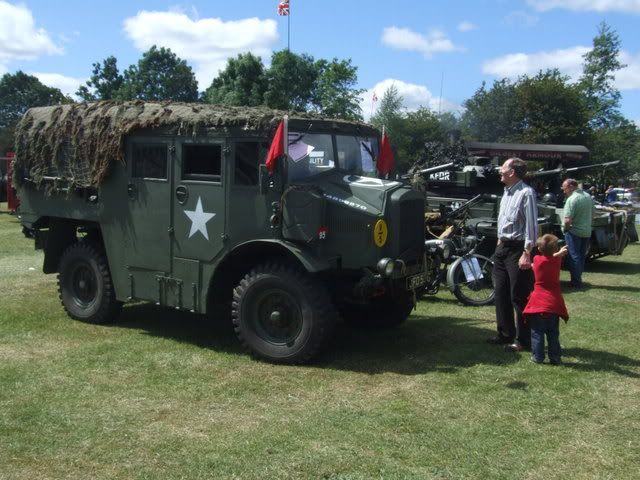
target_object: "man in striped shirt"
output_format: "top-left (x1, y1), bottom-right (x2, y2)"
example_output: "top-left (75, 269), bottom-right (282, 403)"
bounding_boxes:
top-left (488, 158), bottom-right (537, 352)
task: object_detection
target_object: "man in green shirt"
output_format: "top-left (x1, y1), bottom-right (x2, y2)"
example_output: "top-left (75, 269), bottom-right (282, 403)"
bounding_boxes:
top-left (561, 178), bottom-right (593, 288)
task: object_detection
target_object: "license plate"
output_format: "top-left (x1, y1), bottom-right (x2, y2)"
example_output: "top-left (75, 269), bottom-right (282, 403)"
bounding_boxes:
top-left (407, 272), bottom-right (428, 290)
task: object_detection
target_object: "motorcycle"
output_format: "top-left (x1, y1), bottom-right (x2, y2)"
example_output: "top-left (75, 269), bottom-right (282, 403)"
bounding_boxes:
top-left (423, 195), bottom-right (495, 306)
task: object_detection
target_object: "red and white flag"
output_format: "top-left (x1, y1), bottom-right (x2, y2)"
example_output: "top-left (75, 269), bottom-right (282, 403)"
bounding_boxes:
top-left (278, 0), bottom-right (290, 16)
top-left (265, 116), bottom-right (288, 173)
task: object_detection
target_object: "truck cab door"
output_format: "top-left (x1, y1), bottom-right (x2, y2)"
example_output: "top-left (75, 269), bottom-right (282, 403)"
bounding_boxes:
top-left (172, 139), bottom-right (227, 264)
top-left (120, 139), bottom-right (173, 301)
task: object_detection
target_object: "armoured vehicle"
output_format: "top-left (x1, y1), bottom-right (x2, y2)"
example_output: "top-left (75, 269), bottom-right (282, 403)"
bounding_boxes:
top-left (14, 102), bottom-right (427, 364)
top-left (417, 142), bottom-right (632, 259)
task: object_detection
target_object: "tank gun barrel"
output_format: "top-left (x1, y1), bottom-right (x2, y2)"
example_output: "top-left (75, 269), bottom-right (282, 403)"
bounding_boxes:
top-left (527, 160), bottom-right (620, 179)
top-left (402, 162), bottom-right (455, 179)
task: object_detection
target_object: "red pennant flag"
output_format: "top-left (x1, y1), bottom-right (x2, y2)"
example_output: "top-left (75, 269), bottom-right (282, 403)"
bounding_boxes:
top-left (377, 132), bottom-right (395, 176)
top-left (265, 119), bottom-right (286, 173)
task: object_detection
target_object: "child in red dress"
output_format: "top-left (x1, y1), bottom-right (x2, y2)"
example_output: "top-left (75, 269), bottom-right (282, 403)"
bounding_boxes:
top-left (523, 234), bottom-right (569, 364)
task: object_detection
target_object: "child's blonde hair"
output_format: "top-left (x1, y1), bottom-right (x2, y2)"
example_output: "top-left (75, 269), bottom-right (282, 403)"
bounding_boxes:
top-left (537, 234), bottom-right (560, 256)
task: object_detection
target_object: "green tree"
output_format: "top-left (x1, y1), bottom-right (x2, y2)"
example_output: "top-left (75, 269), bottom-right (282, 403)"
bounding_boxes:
top-left (117, 46), bottom-right (199, 102)
top-left (312, 58), bottom-right (364, 120)
top-left (264, 50), bottom-right (317, 111)
top-left (515, 70), bottom-right (590, 145)
top-left (461, 79), bottom-right (519, 142)
top-left (76, 56), bottom-right (124, 101)
top-left (204, 53), bottom-right (266, 106)
top-left (397, 107), bottom-right (448, 170)
top-left (0, 71), bottom-right (70, 153)
top-left (579, 22), bottom-right (626, 128)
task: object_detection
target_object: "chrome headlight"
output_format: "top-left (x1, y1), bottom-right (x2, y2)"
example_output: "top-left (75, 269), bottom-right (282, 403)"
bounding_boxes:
top-left (440, 241), bottom-right (453, 261)
top-left (377, 257), bottom-right (395, 276)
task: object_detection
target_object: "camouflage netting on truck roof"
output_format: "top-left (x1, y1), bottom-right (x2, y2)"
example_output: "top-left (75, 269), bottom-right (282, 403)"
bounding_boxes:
top-left (14, 100), bottom-right (359, 189)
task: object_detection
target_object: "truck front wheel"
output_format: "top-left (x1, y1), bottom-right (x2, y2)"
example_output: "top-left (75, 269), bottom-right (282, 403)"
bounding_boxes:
top-left (57, 242), bottom-right (122, 324)
top-left (232, 264), bottom-right (336, 364)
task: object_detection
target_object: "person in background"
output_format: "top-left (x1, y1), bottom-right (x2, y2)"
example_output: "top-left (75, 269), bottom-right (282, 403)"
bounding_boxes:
top-left (523, 234), bottom-right (569, 365)
top-left (561, 178), bottom-right (593, 288)
top-left (605, 185), bottom-right (617, 204)
top-left (488, 158), bottom-right (537, 352)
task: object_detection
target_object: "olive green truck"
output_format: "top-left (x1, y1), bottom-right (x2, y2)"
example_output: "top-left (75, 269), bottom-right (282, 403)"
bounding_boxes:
top-left (14, 102), bottom-right (427, 363)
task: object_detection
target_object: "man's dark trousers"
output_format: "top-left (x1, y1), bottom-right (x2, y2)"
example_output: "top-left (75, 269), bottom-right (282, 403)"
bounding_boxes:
top-left (492, 242), bottom-right (534, 346)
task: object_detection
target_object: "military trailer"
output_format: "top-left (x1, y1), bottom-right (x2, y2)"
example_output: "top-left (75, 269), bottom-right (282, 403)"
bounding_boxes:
top-left (14, 102), bottom-right (427, 364)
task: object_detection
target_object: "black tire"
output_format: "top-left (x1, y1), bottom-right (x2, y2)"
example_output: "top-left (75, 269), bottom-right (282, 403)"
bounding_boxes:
top-left (450, 254), bottom-right (495, 306)
top-left (232, 263), bottom-right (337, 364)
top-left (341, 290), bottom-right (414, 328)
top-left (57, 242), bottom-right (122, 324)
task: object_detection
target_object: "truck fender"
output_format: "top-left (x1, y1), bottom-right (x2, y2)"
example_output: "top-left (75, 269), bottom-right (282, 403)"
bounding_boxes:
top-left (234, 239), bottom-right (331, 273)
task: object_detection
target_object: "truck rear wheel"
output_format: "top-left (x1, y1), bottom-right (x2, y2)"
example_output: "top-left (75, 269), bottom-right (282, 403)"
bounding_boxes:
top-left (232, 264), bottom-right (336, 364)
top-left (57, 242), bottom-right (122, 324)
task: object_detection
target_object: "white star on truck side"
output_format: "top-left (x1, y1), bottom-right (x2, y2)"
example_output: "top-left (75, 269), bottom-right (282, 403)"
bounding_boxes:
top-left (183, 197), bottom-right (216, 240)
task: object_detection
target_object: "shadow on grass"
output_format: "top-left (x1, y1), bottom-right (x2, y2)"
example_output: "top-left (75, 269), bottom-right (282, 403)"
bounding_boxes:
top-left (111, 304), bottom-right (514, 374)
top-left (113, 303), bottom-right (241, 355)
top-left (319, 315), bottom-right (519, 374)
top-left (560, 280), bottom-right (640, 293)
top-left (562, 347), bottom-right (640, 378)
top-left (587, 260), bottom-right (640, 276)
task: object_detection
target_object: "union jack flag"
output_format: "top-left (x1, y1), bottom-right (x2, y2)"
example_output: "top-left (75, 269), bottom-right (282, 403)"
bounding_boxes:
top-left (278, 0), bottom-right (290, 16)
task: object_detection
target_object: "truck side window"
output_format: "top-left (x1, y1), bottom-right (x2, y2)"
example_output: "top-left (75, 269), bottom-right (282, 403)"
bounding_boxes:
top-left (234, 141), bottom-right (266, 186)
top-left (132, 144), bottom-right (167, 179)
top-left (183, 144), bottom-right (222, 180)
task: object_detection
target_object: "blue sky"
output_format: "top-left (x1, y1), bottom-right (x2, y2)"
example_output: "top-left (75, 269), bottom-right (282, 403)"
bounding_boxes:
top-left (1, 0), bottom-right (639, 124)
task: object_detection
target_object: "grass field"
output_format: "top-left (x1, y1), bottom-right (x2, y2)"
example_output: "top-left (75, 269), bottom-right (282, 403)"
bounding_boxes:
top-left (1, 210), bottom-right (639, 479)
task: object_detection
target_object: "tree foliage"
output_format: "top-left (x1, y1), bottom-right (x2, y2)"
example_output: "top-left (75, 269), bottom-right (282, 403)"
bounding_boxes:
top-left (461, 79), bottom-right (519, 142)
top-left (263, 50), bottom-right (317, 111)
top-left (76, 56), bottom-right (124, 101)
top-left (312, 58), bottom-right (363, 120)
top-left (515, 70), bottom-right (590, 145)
top-left (0, 71), bottom-right (70, 153)
top-left (116, 46), bottom-right (199, 102)
top-left (579, 21), bottom-right (626, 128)
top-left (204, 53), bottom-right (266, 106)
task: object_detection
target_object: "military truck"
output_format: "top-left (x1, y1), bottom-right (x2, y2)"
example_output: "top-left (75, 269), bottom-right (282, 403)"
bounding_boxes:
top-left (14, 102), bottom-right (427, 364)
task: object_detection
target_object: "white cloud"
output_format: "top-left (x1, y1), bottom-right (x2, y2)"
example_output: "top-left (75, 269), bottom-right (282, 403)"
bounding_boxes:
top-left (528, 0), bottom-right (640, 13)
top-left (123, 10), bottom-right (279, 89)
top-left (482, 46), bottom-right (640, 91)
top-left (617, 52), bottom-right (640, 90)
top-left (362, 79), bottom-right (463, 121)
top-left (482, 46), bottom-right (589, 79)
top-left (457, 21), bottom-right (478, 32)
top-left (381, 27), bottom-right (463, 59)
top-left (0, 63), bottom-right (7, 76)
top-left (0, 1), bottom-right (62, 63)
top-left (31, 72), bottom-right (86, 97)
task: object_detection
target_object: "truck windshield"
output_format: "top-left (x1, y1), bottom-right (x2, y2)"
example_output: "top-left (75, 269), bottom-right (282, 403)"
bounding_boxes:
top-left (287, 131), bottom-right (379, 182)
top-left (336, 134), bottom-right (379, 176)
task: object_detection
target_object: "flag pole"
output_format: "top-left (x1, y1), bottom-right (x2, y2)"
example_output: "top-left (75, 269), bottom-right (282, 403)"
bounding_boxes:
top-left (287, 7), bottom-right (290, 51)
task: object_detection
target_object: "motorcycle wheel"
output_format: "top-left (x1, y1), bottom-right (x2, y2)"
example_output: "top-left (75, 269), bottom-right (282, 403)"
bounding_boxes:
top-left (450, 254), bottom-right (495, 306)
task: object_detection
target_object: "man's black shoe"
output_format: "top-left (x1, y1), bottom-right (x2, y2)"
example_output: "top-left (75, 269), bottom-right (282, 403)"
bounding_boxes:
top-left (487, 335), bottom-right (512, 345)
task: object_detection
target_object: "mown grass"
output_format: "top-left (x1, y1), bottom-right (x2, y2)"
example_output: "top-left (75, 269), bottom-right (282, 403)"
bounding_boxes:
top-left (1, 211), bottom-right (639, 480)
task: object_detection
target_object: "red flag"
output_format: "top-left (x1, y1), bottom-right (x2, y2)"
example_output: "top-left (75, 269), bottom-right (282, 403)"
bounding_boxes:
top-left (377, 132), bottom-right (395, 176)
top-left (265, 119), bottom-right (286, 173)
top-left (278, 0), bottom-right (290, 16)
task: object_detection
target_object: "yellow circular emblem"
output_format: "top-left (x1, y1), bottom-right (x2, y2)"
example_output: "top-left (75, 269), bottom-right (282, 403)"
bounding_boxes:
top-left (373, 219), bottom-right (388, 247)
